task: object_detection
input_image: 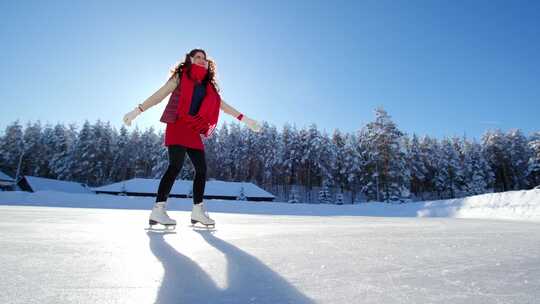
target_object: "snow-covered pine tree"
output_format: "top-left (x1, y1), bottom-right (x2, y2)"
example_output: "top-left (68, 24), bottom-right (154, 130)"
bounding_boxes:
top-left (357, 131), bottom-right (381, 202)
top-left (53, 123), bottom-right (77, 180)
top-left (0, 120), bottom-right (24, 177)
top-left (214, 122), bottom-right (233, 180)
top-left (419, 135), bottom-right (439, 199)
top-left (452, 136), bottom-right (466, 196)
top-left (228, 122), bottom-right (245, 181)
top-left (343, 133), bottom-right (362, 203)
top-left (318, 183), bottom-right (331, 204)
top-left (38, 124), bottom-right (55, 178)
top-left (527, 132), bottom-right (540, 187)
top-left (482, 129), bottom-right (512, 192)
top-left (259, 122), bottom-right (281, 186)
top-left (242, 122), bottom-right (265, 183)
top-left (330, 129), bottom-right (347, 192)
top-left (110, 125), bottom-right (134, 181)
top-left (151, 131), bottom-right (169, 179)
top-left (437, 137), bottom-right (463, 198)
top-left (462, 139), bottom-right (494, 195)
top-left (506, 129), bottom-right (531, 190)
top-left (91, 120), bottom-right (115, 185)
top-left (127, 126), bottom-right (144, 178)
top-left (232, 123), bottom-right (250, 181)
top-left (318, 131), bottom-right (335, 193)
top-left (21, 121), bottom-right (45, 177)
top-left (65, 120), bottom-right (95, 185)
top-left (298, 123), bottom-right (324, 203)
top-left (280, 123), bottom-right (302, 187)
top-left (405, 133), bottom-right (428, 199)
top-left (136, 126), bottom-right (161, 179)
top-left (358, 108), bottom-right (409, 202)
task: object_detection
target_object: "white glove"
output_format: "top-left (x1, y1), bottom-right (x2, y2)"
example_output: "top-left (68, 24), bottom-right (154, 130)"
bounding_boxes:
top-left (241, 116), bottom-right (262, 132)
top-left (123, 107), bottom-right (142, 126)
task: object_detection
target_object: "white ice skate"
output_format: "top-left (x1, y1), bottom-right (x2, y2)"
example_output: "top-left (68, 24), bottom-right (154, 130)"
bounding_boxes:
top-left (148, 201), bottom-right (176, 230)
top-left (191, 202), bottom-right (215, 228)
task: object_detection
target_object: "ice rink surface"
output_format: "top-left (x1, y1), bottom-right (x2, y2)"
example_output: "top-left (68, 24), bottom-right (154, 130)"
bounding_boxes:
top-left (1, 205), bottom-right (539, 304)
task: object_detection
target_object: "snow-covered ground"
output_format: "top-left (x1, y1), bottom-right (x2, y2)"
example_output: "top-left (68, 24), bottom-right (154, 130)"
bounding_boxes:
top-left (1, 190), bottom-right (539, 303)
top-left (1, 188), bottom-right (539, 222)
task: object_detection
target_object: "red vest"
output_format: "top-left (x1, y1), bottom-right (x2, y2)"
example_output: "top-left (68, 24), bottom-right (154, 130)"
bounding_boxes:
top-left (159, 73), bottom-right (183, 123)
top-left (160, 71), bottom-right (221, 138)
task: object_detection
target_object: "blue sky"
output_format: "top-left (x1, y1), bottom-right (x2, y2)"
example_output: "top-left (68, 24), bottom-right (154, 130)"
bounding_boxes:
top-left (1, 0), bottom-right (539, 140)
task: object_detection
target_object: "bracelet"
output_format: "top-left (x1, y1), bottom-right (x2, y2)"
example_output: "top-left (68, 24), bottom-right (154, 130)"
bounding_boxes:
top-left (137, 104), bottom-right (144, 112)
top-left (236, 113), bottom-right (243, 121)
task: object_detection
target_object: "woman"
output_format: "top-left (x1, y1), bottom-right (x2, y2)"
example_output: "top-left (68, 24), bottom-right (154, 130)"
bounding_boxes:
top-left (123, 48), bottom-right (261, 229)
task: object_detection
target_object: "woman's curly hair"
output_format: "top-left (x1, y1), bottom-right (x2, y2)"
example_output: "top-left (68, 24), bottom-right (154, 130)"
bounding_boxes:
top-left (169, 48), bottom-right (220, 93)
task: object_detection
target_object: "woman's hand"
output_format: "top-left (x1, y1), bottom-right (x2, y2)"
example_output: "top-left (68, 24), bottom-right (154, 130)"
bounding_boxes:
top-left (123, 107), bottom-right (142, 126)
top-left (241, 116), bottom-right (262, 132)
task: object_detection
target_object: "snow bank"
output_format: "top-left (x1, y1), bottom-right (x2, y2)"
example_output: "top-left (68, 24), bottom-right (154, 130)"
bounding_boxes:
top-left (417, 189), bottom-right (540, 222)
top-left (0, 188), bottom-right (539, 222)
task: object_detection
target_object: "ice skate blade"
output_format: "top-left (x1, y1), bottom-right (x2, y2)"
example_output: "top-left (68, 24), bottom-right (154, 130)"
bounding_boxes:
top-left (145, 225), bottom-right (176, 232)
top-left (190, 225), bottom-right (217, 232)
top-left (147, 219), bottom-right (176, 230)
top-left (190, 219), bottom-right (215, 229)
top-left (145, 227), bottom-right (177, 234)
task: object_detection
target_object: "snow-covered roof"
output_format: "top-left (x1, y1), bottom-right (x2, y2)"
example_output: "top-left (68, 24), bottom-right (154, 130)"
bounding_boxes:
top-left (93, 178), bottom-right (275, 199)
top-left (204, 180), bottom-right (274, 198)
top-left (0, 171), bottom-right (14, 182)
top-left (21, 176), bottom-right (94, 194)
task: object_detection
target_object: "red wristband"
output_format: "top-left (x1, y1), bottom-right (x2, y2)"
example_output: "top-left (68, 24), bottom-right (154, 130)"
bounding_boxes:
top-left (236, 114), bottom-right (244, 121)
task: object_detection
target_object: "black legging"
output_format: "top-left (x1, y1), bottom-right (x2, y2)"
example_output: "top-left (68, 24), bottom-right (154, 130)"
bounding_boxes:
top-left (156, 145), bottom-right (206, 204)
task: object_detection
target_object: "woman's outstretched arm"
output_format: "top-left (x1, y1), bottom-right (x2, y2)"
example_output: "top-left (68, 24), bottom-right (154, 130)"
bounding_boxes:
top-left (123, 74), bottom-right (179, 126)
top-left (219, 99), bottom-right (262, 132)
top-left (219, 99), bottom-right (242, 117)
top-left (139, 74), bottom-right (180, 111)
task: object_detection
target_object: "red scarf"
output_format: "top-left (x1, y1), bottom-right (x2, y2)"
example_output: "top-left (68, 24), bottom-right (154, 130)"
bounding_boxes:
top-left (177, 64), bottom-right (221, 138)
